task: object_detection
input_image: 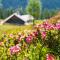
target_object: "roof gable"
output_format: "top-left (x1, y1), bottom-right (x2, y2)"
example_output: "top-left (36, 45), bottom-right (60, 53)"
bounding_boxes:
top-left (2, 13), bottom-right (34, 24)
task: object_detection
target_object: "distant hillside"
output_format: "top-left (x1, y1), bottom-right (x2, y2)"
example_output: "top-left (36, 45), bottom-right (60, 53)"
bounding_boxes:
top-left (0, 0), bottom-right (60, 10)
top-left (2, 0), bottom-right (28, 9)
top-left (42, 0), bottom-right (60, 10)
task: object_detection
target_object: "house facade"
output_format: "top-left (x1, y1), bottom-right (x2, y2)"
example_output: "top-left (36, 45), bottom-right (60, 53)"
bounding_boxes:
top-left (1, 13), bottom-right (34, 25)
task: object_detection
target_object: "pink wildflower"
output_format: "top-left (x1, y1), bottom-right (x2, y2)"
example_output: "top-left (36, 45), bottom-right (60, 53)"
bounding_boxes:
top-left (43, 21), bottom-right (55, 30)
top-left (9, 34), bottom-right (14, 38)
top-left (41, 31), bottom-right (46, 39)
top-left (10, 45), bottom-right (21, 55)
top-left (43, 22), bottom-right (51, 30)
top-left (26, 35), bottom-right (33, 44)
top-left (18, 34), bottom-right (25, 42)
top-left (39, 24), bottom-right (44, 28)
top-left (56, 23), bottom-right (60, 30)
top-left (30, 31), bottom-right (38, 37)
top-left (50, 24), bottom-right (55, 30)
top-left (46, 54), bottom-right (55, 60)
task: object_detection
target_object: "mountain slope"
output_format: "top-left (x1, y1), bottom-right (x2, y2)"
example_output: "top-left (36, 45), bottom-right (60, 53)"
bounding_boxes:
top-left (42, 0), bottom-right (60, 9)
top-left (1, 0), bottom-right (60, 10)
top-left (2, 0), bottom-right (28, 9)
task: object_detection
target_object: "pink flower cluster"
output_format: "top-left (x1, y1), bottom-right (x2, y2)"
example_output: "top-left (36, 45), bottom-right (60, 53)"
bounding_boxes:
top-left (43, 21), bottom-right (55, 30)
top-left (35, 21), bottom-right (60, 30)
top-left (26, 35), bottom-right (33, 44)
top-left (56, 23), bottom-right (60, 30)
top-left (41, 31), bottom-right (46, 39)
top-left (26, 31), bottom-right (38, 44)
top-left (30, 31), bottom-right (38, 37)
top-left (18, 34), bottom-right (25, 42)
top-left (46, 54), bottom-right (55, 60)
top-left (9, 21), bottom-right (60, 55)
top-left (10, 45), bottom-right (21, 55)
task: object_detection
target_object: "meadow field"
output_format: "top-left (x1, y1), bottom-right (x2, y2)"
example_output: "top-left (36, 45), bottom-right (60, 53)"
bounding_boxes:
top-left (0, 20), bottom-right (60, 60)
top-left (0, 20), bottom-right (43, 37)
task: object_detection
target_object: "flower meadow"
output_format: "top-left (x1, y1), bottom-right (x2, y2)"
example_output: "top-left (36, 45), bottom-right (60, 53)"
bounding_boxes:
top-left (0, 21), bottom-right (60, 60)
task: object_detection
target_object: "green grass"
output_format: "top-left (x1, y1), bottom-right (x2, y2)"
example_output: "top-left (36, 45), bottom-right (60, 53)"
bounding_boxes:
top-left (34, 20), bottom-right (43, 24)
top-left (0, 24), bottom-right (33, 36)
top-left (0, 20), bottom-right (43, 37)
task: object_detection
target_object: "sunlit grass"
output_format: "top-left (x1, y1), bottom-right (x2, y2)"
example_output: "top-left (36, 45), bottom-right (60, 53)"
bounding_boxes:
top-left (0, 20), bottom-right (43, 37)
top-left (0, 24), bottom-right (33, 37)
top-left (34, 20), bottom-right (43, 24)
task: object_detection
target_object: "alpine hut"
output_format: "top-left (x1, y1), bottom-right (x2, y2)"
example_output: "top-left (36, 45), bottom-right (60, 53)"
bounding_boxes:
top-left (1, 13), bottom-right (34, 25)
